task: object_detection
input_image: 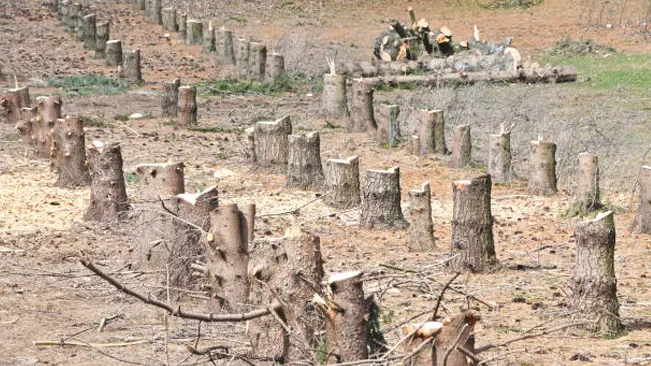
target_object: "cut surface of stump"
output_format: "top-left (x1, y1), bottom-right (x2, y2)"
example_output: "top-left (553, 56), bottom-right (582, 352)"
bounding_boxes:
top-left (360, 166), bottom-right (408, 229)
top-left (248, 42), bottom-right (267, 81)
top-left (633, 166), bottom-right (651, 233)
top-left (161, 79), bottom-right (180, 117)
top-left (322, 73), bottom-right (348, 118)
top-left (177, 85), bottom-right (197, 127)
top-left (186, 19), bottom-right (203, 45)
top-left (84, 141), bottom-right (130, 222)
top-left (266, 53), bottom-right (285, 80)
top-left (252, 115), bottom-right (292, 171)
top-left (348, 78), bottom-right (377, 132)
top-left (527, 139), bottom-right (557, 196)
top-left (448, 124), bottom-right (471, 169)
top-left (105, 40), bottom-right (122, 66)
top-left (408, 182), bottom-right (435, 252)
top-left (1, 87), bottom-right (31, 125)
top-left (118, 49), bottom-right (142, 83)
top-left (50, 116), bottom-right (90, 187)
top-left (418, 109), bottom-right (446, 155)
top-left (217, 28), bottom-right (235, 65)
top-left (376, 104), bottom-right (400, 144)
top-left (236, 38), bottom-right (249, 79)
top-left (487, 127), bottom-right (513, 183)
top-left (324, 156), bottom-right (361, 209)
top-left (286, 131), bottom-right (324, 189)
top-left (449, 175), bottom-right (496, 272)
top-left (576, 152), bottom-right (601, 212)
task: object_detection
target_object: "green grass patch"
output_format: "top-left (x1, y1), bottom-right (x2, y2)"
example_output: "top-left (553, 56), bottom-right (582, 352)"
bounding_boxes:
top-left (48, 73), bottom-right (130, 96)
top-left (114, 114), bottom-right (130, 122)
top-left (80, 116), bottom-right (112, 128)
top-left (374, 82), bottom-right (421, 92)
top-left (188, 126), bottom-right (245, 134)
top-left (200, 74), bottom-right (296, 96)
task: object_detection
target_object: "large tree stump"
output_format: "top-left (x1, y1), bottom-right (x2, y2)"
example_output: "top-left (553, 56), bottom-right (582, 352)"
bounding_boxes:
top-left (450, 175), bottom-right (496, 272)
top-left (349, 78), bottom-right (377, 132)
top-left (177, 86), bottom-right (197, 127)
top-left (266, 53), bottom-right (285, 80)
top-left (94, 22), bottom-right (109, 58)
top-left (81, 14), bottom-right (96, 50)
top-left (50, 116), bottom-right (90, 187)
top-left (236, 39), bottom-right (249, 79)
top-left (149, 0), bottom-right (161, 24)
top-left (487, 126), bottom-right (513, 183)
top-left (324, 156), bottom-right (361, 209)
top-left (118, 49), bottom-right (142, 83)
top-left (632, 166), bottom-right (651, 234)
top-left (33, 96), bottom-right (62, 158)
top-left (84, 141), bottom-right (129, 222)
top-left (217, 28), bottom-right (235, 65)
top-left (186, 20), bottom-right (203, 45)
top-left (161, 79), bottom-right (180, 117)
top-left (286, 131), bottom-right (324, 189)
top-left (105, 40), bottom-right (122, 66)
top-left (322, 73), bottom-right (348, 118)
top-left (376, 104), bottom-right (400, 144)
top-left (1, 87), bottom-right (31, 125)
top-left (177, 11), bottom-right (187, 41)
top-left (161, 7), bottom-right (177, 32)
top-left (419, 109), bottom-right (447, 155)
top-left (409, 182), bottom-right (435, 252)
top-left (573, 211), bottom-right (623, 336)
top-left (576, 152), bottom-right (600, 211)
top-left (527, 139), bottom-right (557, 196)
top-left (202, 22), bottom-right (215, 54)
top-left (360, 166), bottom-right (407, 229)
top-left (448, 124), bottom-right (471, 169)
top-left (252, 115), bottom-right (292, 170)
top-left (433, 311), bottom-right (481, 366)
top-left (248, 42), bottom-right (267, 81)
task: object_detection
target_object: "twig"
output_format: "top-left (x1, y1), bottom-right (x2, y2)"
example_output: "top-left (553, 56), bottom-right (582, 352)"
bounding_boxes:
top-left (401, 336), bottom-right (434, 364)
top-left (475, 322), bottom-right (591, 354)
top-left (33, 340), bottom-right (148, 348)
top-left (442, 324), bottom-right (468, 366)
top-left (432, 272), bottom-right (461, 321)
top-left (381, 323), bottom-right (424, 360)
top-left (97, 313), bottom-right (122, 332)
top-left (258, 197), bottom-right (321, 217)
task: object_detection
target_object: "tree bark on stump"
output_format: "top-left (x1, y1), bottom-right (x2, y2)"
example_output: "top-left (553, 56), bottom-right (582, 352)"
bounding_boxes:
top-left (418, 109), bottom-right (447, 155)
top-left (448, 124), bottom-right (471, 169)
top-left (105, 40), bottom-right (122, 66)
top-left (266, 53), bottom-right (285, 80)
top-left (409, 182), bottom-right (435, 252)
top-left (576, 152), bottom-right (600, 211)
top-left (433, 311), bottom-right (481, 366)
top-left (177, 11), bottom-right (187, 42)
top-left (573, 211), bottom-right (623, 336)
top-left (202, 22), bottom-right (215, 54)
top-left (348, 78), bottom-right (377, 132)
top-left (81, 14), bottom-right (96, 50)
top-left (94, 22), bottom-right (109, 58)
top-left (16, 107), bottom-right (37, 149)
top-left (360, 166), bottom-right (408, 229)
top-left (118, 49), bottom-right (142, 83)
top-left (33, 96), bottom-right (62, 158)
top-left (217, 29), bottom-right (235, 65)
top-left (136, 162), bottom-right (185, 200)
top-left (246, 203), bottom-right (255, 244)
top-left (376, 104), bottom-right (400, 144)
top-left (632, 166), bottom-right (651, 234)
top-left (50, 116), bottom-right (90, 187)
top-left (149, 0), bottom-right (161, 24)
top-left (487, 127), bottom-right (513, 183)
top-left (324, 156), bottom-right (361, 209)
top-left (84, 141), bottom-right (129, 222)
top-left (286, 131), bottom-right (324, 189)
top-left (65, 2), bottom-right (80, 31)
top-left (161, 79), bottom-right (180, 118)
top-left (252, 115), bottom-right (292, 170)
top-left (177, 86), bottom-right (197, 127)
top-left (186, 20), bottom-right (203, 45)
top-left (248, 42), bottom-right (267, 81)
top-left (322, 73), bottom-right (348, 118)
top-left (236, 39), bottom-right (249, 79)
top-left (161, 7), bottom-right (177, 32)
top-left (450, 175), bottom-right (496, 273)
top-left (1, 87), bottom-right (31, 125)
top-left (408, 135), bottom-right (421, 156)
top-left (527, 139), bottom-right (557, 196)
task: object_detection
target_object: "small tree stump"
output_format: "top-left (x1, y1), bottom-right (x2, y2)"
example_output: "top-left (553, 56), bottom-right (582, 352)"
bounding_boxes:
top-left (324, 156), bottom-right (361, 209)
top-left (149, 0), bottom-right (161, 24)
top-left (33, 96), bottom-right (62, 158)
top-left (161, 79), bottom-right (180, 118)
top-left (236, 39), bottom-right (249, 79)
top-left (84, 141), bottom-right (130, 222)
top-left (177, 86), bottom-right (197, 127)
top-left (65, 2), bottom-right (80, 31)
top-left (118, 49), bottom-right (142, 83)
top-left (136, 0), bottom-right (145, 11)
top-left (408, 135), bottom-right (421, 156)
top-left (186, 20), bottom-right (203, 45)
top-left (448, 124), bottom-right (471, 169)
top-left (487, 127), bottom-right (513, 183)
top-left (94, 22), bottom-right (109, 58)
top-left (409, 182), bottom-right (435, 252)
top-left (266, 53), bottom-right (285, 81)
top-left (16, 107), bottom-right (37, 149)
top-left (105, 40), bottom-right (122, 66)
top-left (527, 139), bottom-right (557, 196)
top-left (81, 14), bottom-right (96, 50)
top-left (217, 28), bottom-right (235, 65)
top-left (418, 109), bottom-right (446, 155)
top-left (143, 0), bottom-right (149, 13)
top-left (248, 42), bottom-right (267, 81)
top-left (286, 131), bottom-right (324, 189)
top-left (576, 152), bottom-right (600, 211)
top-left (360, 166), bottom-right (407, 229)
top-left (202, 22), bottom-right (215, 54)
top-left (632, 166), bottom-right (651, 233)
top-left (322, 73), bottom-right (348, 118)
top-left (161, 7), bottom-right (177, 32)
top-left (177, 11), bottom-right (187, 41)
top-left (450, 175), bottom-right (496, 273)
top-left (252, 115), bottom-right (292, 170)
top-left (376, 104), bottom-right (400, 144)
top-left (433, 311), bottom-right (481, 366)
top-left (573, 211), bottom-right (623, 336)
top-left (349, 78), bottom-right (377, 132)
top-left (50, 116), bottom-right (90, 187)
top-left (2, 87), bottom-right (31, 125)
top-left (136, 162), bottom-right (185, 200)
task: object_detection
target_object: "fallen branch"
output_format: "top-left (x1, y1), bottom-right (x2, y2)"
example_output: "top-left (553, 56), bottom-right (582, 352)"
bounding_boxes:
top-left (475, 322), bottom-right (591, 354)
top-left (33, 340), bottom-right (148, 348)
top-left (431, 272), bottom-right (461, 321)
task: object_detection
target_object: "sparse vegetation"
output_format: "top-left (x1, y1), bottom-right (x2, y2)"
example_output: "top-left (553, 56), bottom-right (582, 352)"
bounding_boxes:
top-left (188, 126), bottom-right (245, 134)
top-left (80, 116), bottom-right (111, 128)
top-left (47, 73), bottom-right (130, 96)
top-left (199, 74), bottom-right (296, 96)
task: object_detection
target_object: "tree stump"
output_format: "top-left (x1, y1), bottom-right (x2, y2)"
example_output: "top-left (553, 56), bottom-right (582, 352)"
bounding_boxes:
top-left (16, 107), bottom-right (37, 150)
top-left (632, 166), bottom-right (651, 234)
top-left (376, 104), bottom-right (400, 144)
top-left (236, 38), bottom-right (249, 79)
top-left (177, 11), bottom-right (187, 41)
top-left (266, 53), bottom-right (285, 80)
top-left (202, 22), bottom-right (215, 54)
top-left (324, 156), bottom-right (361, 209)
top-left (186, 20), bottom-right (203, 45)
top-left (322, 73), bottom-right (348, 118)
top-left (527, 139), bottom-right (557, 196)
top-left (149, 0), bottom-right (161, 24)
top-left (246, 203), bottom-right (255, 244)
top-left (118, 49), bottom-right (142, 83)
top-left (433, 311), bottom-right (481, 366)
top-left (349, 78), bottom-right (377, 132)
top-left (360, 166), bottom-right (407, 229)
top-left (65, 2), bottom-right (80, 31)
top-left (419, 109), bottom-right (447, 155)
top-left (401, 322), bottom-right (444, 366)
top-left (573, 211), bottom-right (623, 336)
top-left (81, 14), bottom-right (96, 50)
top-left (448, 124), bottom-right (471, 169)
top-left (408, 135), bottom-right (421, 156)
top-left (136, 0), bottom-right (145, 11)
top-left (105, 40), bottom-right (122, 66)
top-left (576, 152), bottom-right (600, 211)
top-left (161, 79), bottom-right (180, 118)
top-left (136, 162), bottom-right (185, 200)
top-left (217, 28), bottom-right (235, 65)
top-left (161, 7), bottom-right (177, 32)
top-left (252, 115), bottom-right (292, 170)
top-left (409, 182), bottom-right (435, 252)
top-left (84, 141), bottom-right (129, 222)
top-left (248, 42), bottom-right (267, 81)
top-left (286, 131), bottom-right (324, 189)
top-left (449, 175), bottom-right (496, 273)
top-left (94, 22), bottom-right (109, 58)
top-left (1, 87), bottom-right (31, 125)
top-left (487, 126), bottom-right (513, 183)
top-left (50, 116), bottom-right (90, 187)
top-left (33, 96), bottom-right (62, 158)
top-left (177, 86), bottom-right (197, 127)
top-left (143, 0), bottom-right (149, 14)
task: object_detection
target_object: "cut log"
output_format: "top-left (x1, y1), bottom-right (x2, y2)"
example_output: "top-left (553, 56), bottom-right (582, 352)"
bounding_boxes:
top-left (448, 124), bottom-right (471, 169)
top-left (360, 166), bottom-right (408, 229)
top-left (286, 131), bottom-right (324, 189)
top-left (322, 73), bottom-right (348, 118)
top-left (576, 152), bottom-right (600, 211)
top-left (521, 66), bottom-right (577, 83)
top-left (50, 116), bottom-right (90, 187)
top-left (266, 53), bottom-right (285, 81)
top-left (573, 211), bottom-right (623, 337)
top-left (236, 39), bottom-right (249, 79)
top-left (202, 22), bottom-right (215, 54)
top-left (161, 79), bottom-right (180, 118)
top-left (248, 42), bottom-right (267, 81)
top-left (252, 115), bottom-right (292, 170)
top-left (177, 11), bottom-right (187, 41)
top-left (433, 311), bottom-right (481, 366)
top-left (632, 166), bottom-right (651, 234)
top-left (33, 96), bottom-right (62, 158)
top-left (149, 0), bottom-right (161, 25)
top-left (84, 141), bottom-right (130, 222)
top-left (487, 127), bottom-right (513, 183)
top-left (376, 104), bottom-right (400, 144)
top-left (527, 139), bottom-right (557, 196)
top-left (161, 7), bottom-right (177, 32)
top-left (177, 86), bottom-right (197, 127)
top-left (118, 49), bottom-right (142, 83)
top-left (349, 78), bottom-right (377, 132)
top-left (418, 109), bottom-right (446, 155)
top-left (408, 182), bottom-right (435, 252)
top-left (1, 87), bottom-right (31, 125)
top-left (94, 22), bottom-right (109, 58)
top-left (186, 20), bottom-right (203, 45)
top-left (324, 156), bottom-right (361, 209)
top-left (105, 40), bottom-right (122, 66)
top-left (450, 175), bottom-right (496, 273)
top-left (81, 14), bottom-right (96, 50)
top-left (217, 28), bottom-right (235, 65)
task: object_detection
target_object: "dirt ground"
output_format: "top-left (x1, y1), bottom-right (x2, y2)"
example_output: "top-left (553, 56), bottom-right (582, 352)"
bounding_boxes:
top-left (1, 0), bottom-right (651, 365)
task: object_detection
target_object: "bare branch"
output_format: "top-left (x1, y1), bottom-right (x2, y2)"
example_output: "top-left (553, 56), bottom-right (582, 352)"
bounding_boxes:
top-left (475, 322), bottom-right (592, 354)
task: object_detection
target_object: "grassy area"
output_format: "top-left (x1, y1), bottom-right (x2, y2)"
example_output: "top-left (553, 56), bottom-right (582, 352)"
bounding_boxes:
top-left (188, 126), bottom-right (245, 134)
top-left (48, 73), bottom-right (130, 96)
top-left (199, 75), bottom-right (296, 96)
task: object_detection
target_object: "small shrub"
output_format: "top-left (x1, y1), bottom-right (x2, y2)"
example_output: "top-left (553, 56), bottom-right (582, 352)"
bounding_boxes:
top-left (547, 36), bottom-right (617, 56)
top-left (114, 114), bottom-right (129, 122)
top-left (124, 171), bottom-right (139, 184)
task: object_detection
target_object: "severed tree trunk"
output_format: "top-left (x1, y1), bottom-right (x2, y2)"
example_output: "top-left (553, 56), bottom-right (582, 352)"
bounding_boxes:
top-left (217, 28), bottom-right (235, 65)
top-left (632, 166), bottom-right (651, 234)
top-left (576, 152), bottom-right (600, 211)
top-left (527, 139), bottom-right (557, 196)
top-left (33, 96), bottom-right (62, 158)
top-left (50, 116), bottom-right (90, 187)
top-left (487, 126), bottom-right (513, 183)
top-left (322, 73), bottom-right (348, 118)
top-left (202, 22), bottom-right (215, 54)
top-left (409, 182), bottom-right (435, 252)
top-left (448, 124), bottom-right (471, 169)
top-left (572, 211), bottom-right (623, 336)
top-left (376, 104), bottom-right (400, 144)
top-left (118, 49), bottom-right (142, 83)
top-left (266, 53), bottom-right (285, 80)
top-left (105, 40), bottom-right (122, 66)
top-left (1, 87), bottom-right (31, 125)
top-left (324, 156), bottom-right (361, 209)
top-left (450, 175), bottom-right (496, 273)
top-left (433, 311), bottom-right (481, 366)
top-left (360, 166), bottom-right (408, 229)
top-left (161, 7), bottom-right (177, 32)
top-left (252, 115), bottom-right (292, 170)
top-left (248, 42), bottom-right (267, 81)
top-left (286, 131), bottom-right (324, 189)
top-left (419, 109), bottom-right (447, 155)
top-left (149, 0), bottom-right (161, 24)
top-left (94, 22), bottom-right (109, 58)
top-left (236, 38), bottom-right (249, 79)
top-left (81, 14), bottom-right (96, 50)
top-left (84, 141), bottom-right (130, 222)
top-left (177, 86), bottom-right (197, 127)
top-left (348, 78), bottom-right (377, 132)
top-left (161, 79), bottom-right (180, 117)
top-left (408, 135), bottom-right (421, 156)
top-left (177, 11), bottom-right (187, 42)
top-left (186, 20), bottom-right (203, 45)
